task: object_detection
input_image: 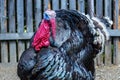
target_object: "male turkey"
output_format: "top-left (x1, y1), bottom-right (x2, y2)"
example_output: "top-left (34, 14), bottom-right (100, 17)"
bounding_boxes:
top-left (17, 9), bottom-right (112, 80)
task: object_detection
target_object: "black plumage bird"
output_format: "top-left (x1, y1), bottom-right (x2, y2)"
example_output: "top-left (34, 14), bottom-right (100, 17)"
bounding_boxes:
top-left (17, 9), bottom-right (112, 80)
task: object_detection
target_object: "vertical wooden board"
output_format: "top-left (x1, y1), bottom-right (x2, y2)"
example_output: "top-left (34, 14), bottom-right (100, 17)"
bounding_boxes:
top-left (26, 0), bottom-right (33, 48)
top-left (18, 41), bottom-right (25, 59)
top-left (8, 0), bottom-right (16, 63)
top-left (119, 0), bottom-right (120, 30)
top-left (94, 58), bottom-right (97, 66)
top-left (78, 0), bottom-right (85, 13)
top-left (117, 39), bottom-right (120, 65)
top-left (87, 0), bottom-right (94, 18)
top-left (44, 0), bottom-right (50, 11)
top-left (95, 0), bottom-right (104, 66)
top-left (104, 0), bottom-right (112, 66)
top-left (96, 0), bottom-right (103, 17)
top-left (0, 0), bottom-right (8, 63)
top-left (0, 0), bottom-right (1, 62)
top-left (27, 41), bottom-right (30, 48)
top-left (8, 0), bottom-right (15, 33)
top-left (113, 38), bottom-right (119, 65)
top-left (113, 0), bottom-right (120, 65)
top-left (1, 42), bottom-right (8, 63)
top-left (52, 0), bottom-right (59, 10)
top-left (113, 0), bottom-right (119, 29)
top-left (26, 0), bottom-right (33, 32)
top-left (0, 41), bottom-right (1, 63)
top-left (17, 0), bottom-right (24, 33)
top-left (34, 0), bottom-right (42, 30)
top-left (105, 40), bottom-right (112, 65)
top-left (9, 42), bottom-right (16, 62)
top-left (96, 55), bottom-right (104, 66)
top-left (17, 0), bottom-right (25, 60)
top-left (61, 0), bottom-right (67, 9)
top-left (117, 0), bottom-right (120, 65)
top-left (69, 0), bottom-right (76, 10)
top-left (118, 0), bottom-right (120, 64)
top-left (105, 0), bottom-right (112, 18)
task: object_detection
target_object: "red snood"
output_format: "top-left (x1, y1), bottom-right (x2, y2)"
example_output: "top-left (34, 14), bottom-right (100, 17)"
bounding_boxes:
top-left (32, 18), bottom-right (56, 51)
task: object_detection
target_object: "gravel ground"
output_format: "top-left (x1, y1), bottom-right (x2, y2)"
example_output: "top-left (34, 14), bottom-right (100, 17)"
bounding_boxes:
top-left (96, 65), bottom-right (120, 80)
top-left (0, 63), bottom-right (19, 80)
top-left (0, 63), bottom-right (120, 80)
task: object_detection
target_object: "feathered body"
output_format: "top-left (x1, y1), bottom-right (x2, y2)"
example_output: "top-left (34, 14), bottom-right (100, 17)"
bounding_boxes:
top-left (17, 10), bottom-right (112, 80)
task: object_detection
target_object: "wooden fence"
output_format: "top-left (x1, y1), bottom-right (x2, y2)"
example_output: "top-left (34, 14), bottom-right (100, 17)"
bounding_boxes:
top-left (0, 0), bottom-right (120, 66)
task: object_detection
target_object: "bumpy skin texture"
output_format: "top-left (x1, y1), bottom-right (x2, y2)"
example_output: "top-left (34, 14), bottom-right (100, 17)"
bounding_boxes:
top-left (17, 10), bottom-right (112, 80)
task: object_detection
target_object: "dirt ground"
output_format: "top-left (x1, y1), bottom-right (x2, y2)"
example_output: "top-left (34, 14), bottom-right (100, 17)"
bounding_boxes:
top-left (95, 65), bottom-right (120, 80)
top-left (0, 63), bottom-right (120, 80)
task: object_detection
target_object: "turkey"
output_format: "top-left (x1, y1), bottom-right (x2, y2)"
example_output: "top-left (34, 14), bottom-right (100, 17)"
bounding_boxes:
top-left (17, 9), bottom-right (113, 80)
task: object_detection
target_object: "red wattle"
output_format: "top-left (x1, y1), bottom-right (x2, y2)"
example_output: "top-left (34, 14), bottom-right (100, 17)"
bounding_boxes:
top-left (32, 18), bottom-right (56, 51)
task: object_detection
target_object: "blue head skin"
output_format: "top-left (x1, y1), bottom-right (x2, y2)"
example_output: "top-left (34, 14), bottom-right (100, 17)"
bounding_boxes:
top-left (44, 13), bottom-right (50, 20)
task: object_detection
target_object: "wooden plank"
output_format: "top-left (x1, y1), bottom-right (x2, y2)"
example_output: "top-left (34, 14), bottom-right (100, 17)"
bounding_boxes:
top-left (17, 0), bottom-right (25, 60)
top-left (0, 0), bottom-right (2, 62)
top-left (8, 0), bottom-right (16, 63)
top-left (95, 0), bottom-right (103, 66)
top-left (0, 0), bottom-right (8, 63)
top-left (52, 0), bottom-right (59, 10)
top-left (78, 0), bottom-right (85, 13)
top-left (96, 0), bottom-right (103, 17)
top-left (119, 0), bottom-right (120, 30)
top-left (17, 0), bottom-right (24, 33)
top-left (26, 0), bottom-right (33, 32)
top-left (26, 0), bottom-right (33, 50)
top-left (0, 33), bottom-right (34, 40)
top-left (113, 38), bottom-right (120, 64)
top-left (87, 0), bottom-right (94, 18)
top-left (0, 41), bottom-right (1, 63)
top-left (8, 0), bottom-right (15, 33)
top-left (105, 0), bottom-right (112, 18)
top-left (18, 41), bottom-right (25, 59)
top-left (69, 0), bottom-right (76, 10)
top-left (27, 41), bottom-right (30, 48)
top-left (61, 0), bottom-right (67, 9)
top-left (34, 0), bottom-right (42, 30)
top-left (108, 30), bottom-right (120, 37)
top-left (0, 30), bottom-right (120, 40)
top-left (104, 0), bottom-right (112, 66)
top-left (44, 0), bottom-right (50, 11)
top-left (118, 0), bottom-right (120, 65)
top-left (113, 0), bottom-right (120, 65)
top-left (105, 40), bottom-right (112, 66)
top-left (9, 42), bottom-right (16, 62)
